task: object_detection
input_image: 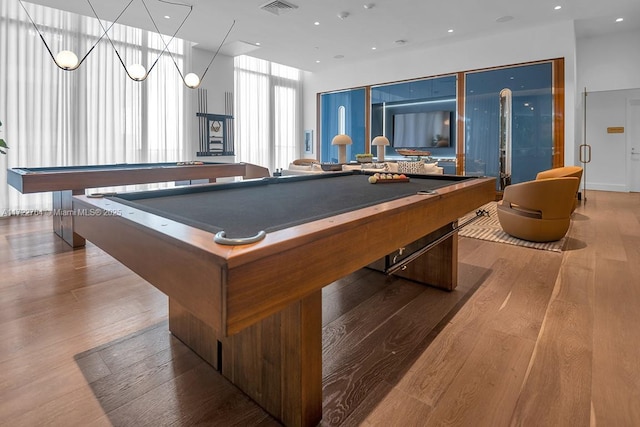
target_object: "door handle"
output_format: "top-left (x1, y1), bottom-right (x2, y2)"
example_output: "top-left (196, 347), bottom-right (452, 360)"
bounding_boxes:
top-left (580, 144), bottom-right (592, 163)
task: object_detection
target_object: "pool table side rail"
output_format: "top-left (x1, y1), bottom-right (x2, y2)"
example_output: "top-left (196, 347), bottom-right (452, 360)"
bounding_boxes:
top-left (223, 177), bottom-right (496, 334)
top-left (7, 163), bottom-right (256, 193)
top-left (74, 176), bottom-right (495, 336)
top-left (73, 195), bottom-right (228, 336)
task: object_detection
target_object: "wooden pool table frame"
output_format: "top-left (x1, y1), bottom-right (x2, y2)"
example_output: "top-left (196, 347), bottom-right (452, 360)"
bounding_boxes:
top-left (7, 162), bottom-right (269, 247)
top-left (72, 175), bottom-right (495, 426)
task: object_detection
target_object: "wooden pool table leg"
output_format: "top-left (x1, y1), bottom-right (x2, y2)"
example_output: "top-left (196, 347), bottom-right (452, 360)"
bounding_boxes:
top-left (369, 222), bottom-right (458, 291)
top-left (393, 227), bottom-right (458, 291)
top-left (169, 291), bottom-right (323, 427)
top-left (53, 190), bottom-right (86, 248)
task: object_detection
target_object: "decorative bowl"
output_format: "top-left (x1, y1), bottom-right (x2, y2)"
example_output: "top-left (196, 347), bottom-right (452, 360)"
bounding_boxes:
top-left (395, 149), bottom-right (432, 157)
top-left (320, 163), bottom-right (343, 171)
top-left (356, 155), bottom-right (374, 163)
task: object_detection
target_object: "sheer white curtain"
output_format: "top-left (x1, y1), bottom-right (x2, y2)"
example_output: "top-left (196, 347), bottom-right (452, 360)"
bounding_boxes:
top-left (0, 1), bottom-right (189, 214)
top-left (234, 55), bottom-right (301, 172)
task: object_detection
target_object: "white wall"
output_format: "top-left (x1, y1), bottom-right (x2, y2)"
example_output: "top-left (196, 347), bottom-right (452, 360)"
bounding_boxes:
top-left (303, 20), bottom-right (579, 165)
top-left (575, 28), bottom-right (640, 191)
top-left (577, 28), bottom-right (640, 92)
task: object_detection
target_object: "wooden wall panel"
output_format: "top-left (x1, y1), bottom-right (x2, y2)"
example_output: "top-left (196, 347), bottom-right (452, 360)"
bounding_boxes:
top-left (553, 58), bottom-right (565, 167)
top-left (456, 72), bottom-right (466, 175)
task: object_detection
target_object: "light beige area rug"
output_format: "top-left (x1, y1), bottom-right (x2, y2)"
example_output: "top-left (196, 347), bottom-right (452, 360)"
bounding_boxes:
top-left (458, 202), bottom-right (566, 252)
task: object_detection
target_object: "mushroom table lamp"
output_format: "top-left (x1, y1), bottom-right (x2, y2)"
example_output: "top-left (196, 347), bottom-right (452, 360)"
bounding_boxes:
top-left (331, 134), bottom-right (352, 164)
top-left (371, 135), bottom-right (390, 162)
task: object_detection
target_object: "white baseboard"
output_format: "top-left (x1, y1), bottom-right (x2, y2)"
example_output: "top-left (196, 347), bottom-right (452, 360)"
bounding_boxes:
top-left (584, 182), bottom-right (629, 192)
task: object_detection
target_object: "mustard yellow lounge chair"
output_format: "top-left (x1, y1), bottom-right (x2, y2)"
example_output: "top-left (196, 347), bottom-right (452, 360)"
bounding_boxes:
top-left (535, 166), bottom-right (583, 212)
top-left (497, 177), bottom-right (580, 242)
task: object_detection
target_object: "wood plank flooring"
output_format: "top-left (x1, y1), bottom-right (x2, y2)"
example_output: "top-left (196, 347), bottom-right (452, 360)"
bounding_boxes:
top-left (0, 190), bottom-right (638, 426)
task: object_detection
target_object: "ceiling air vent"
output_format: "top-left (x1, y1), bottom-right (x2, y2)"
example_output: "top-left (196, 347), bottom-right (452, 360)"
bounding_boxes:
top-left (260, 0), bottom-right (298, 15)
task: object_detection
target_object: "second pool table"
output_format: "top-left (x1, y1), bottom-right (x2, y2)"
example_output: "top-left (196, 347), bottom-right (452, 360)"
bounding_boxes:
top-left (7, 161), bottom-right (269, 247)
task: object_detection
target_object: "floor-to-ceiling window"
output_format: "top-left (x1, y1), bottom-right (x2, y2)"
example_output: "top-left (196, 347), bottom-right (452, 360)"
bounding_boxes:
top-left (234, 55), bottom-right (301, 172)
top-left (0, 1), bottom-right (189, 213)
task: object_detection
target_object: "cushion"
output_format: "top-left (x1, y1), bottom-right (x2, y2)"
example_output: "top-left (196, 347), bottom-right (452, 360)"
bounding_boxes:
top-left (342, 164), bottom-right (362, 171)
top-left (288, 163), bottom-right (312, 171)
top-left (311, 163), bottom-right (323, 171)
top-left (361, 162), bottom-right (388, 170)
top-left (423, 162), bottom-right (440, 173)
top-left (387, 162), bottom-right (399, 173)
top-left (398, 161), bottom-right (425, 174)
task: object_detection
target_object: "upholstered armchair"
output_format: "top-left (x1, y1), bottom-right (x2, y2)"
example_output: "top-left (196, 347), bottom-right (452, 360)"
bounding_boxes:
top-left (497, 177), bottom-right (580, 242)
top-left (535, 165), bottom-right (583, 180)
top-left (535, 166), bottom-right (583, 212)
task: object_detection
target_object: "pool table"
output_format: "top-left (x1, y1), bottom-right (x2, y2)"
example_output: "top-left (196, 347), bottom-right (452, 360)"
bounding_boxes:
top-left (7, 161), bottom-right (269, 247)
top-left (72, 172), bottom-right (495, 427)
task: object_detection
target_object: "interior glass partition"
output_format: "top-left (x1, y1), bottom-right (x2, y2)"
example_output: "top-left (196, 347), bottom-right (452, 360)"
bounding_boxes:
top-left (317, 59), bottom-right (562, 180)
top-left (464, 62), bottom-right (554, 188)
top-left (370, 75), bottom-right (457, 173)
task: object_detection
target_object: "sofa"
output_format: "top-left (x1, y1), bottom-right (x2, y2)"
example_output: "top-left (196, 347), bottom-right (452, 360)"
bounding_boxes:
top-left (281, 159), bottom-right (444, 176)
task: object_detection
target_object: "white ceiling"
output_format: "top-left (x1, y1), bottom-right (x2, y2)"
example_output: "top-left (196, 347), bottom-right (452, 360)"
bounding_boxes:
top-left (20, 0), bottom-right (640, 72)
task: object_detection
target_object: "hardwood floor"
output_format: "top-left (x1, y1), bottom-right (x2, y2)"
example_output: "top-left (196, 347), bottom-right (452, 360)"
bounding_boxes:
top-left (0, 190), bottom-right (638, 426)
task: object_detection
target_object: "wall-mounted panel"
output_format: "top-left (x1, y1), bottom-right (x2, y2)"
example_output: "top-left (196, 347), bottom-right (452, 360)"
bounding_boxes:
top-left (465, 62), bottom-right (553, 188)
top-left (371, 75), bottom-right (457, 160)
top-left (320, 89), bottom-right (366, 162)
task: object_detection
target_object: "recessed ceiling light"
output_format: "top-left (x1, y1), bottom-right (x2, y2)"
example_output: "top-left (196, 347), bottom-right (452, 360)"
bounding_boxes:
top-left (496, 15), bottom-right (514, 23)
top-left (616, 17), bottom-right (624, 22)
top-left (554, 6), bottom-right (562, 10)
top-left (164, 15), bottom-right (170, 19)
top-left (371, 47), bottom-right (377, 50)
top-left (314, 21), bottom-right (320, 26)
top-left (316, 60), bottom-right (320, 63)
top-left (447, 29), bottom-right (454, 33)
top-left (255, 42), bottom-right (261, 46)
top-left (524, 102), bottom-right (530, 106)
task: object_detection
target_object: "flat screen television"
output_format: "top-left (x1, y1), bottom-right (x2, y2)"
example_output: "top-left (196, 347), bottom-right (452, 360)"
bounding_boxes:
top-left (392, 111), bottom-right (452, 148)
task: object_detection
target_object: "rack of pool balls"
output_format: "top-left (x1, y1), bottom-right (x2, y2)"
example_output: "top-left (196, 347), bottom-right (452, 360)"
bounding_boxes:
top-left (368, 173), bottom-right (409, 184)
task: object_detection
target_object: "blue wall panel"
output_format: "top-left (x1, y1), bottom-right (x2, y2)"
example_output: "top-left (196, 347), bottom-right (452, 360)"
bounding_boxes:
top-left (465, 62), bottom-right (553, 187)
top-left (320, 89), bottom-right (366, 163)
top-left (371, 75), bottom-right (457, 159)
